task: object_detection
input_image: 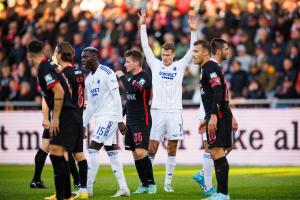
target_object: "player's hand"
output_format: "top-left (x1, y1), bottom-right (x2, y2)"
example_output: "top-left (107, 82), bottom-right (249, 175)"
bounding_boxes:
top-left (49, 118), bottom-right (60, 137)
top-left (208, 114), bottom-right (217, 140)
top-left (115, 70), bottom-right (124, 78)
top-left (82, 127), bottom-right (87, 139)
top-left (138, 8), bottom-right (146, 25)
top-left (198, 120), bottom-right (206, 134)
top-left (188, 14), bottom-right (199, 31)
top-left (118, 122), bottom-right (128, 135)
top-left (232, 116), bottom-right (238, 132)
top-left (42, 118), bottom-right (50, 129)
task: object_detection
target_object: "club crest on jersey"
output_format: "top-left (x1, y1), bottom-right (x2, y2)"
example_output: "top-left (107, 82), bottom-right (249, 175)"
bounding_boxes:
top-left (44, 74), bottom-right (55, 85)
top-left (138, 78), bottom-right (145, 86)
top-left (210, 72), bottom-right (218, 79)
top-left (159, 71), bottom-right (177, 80)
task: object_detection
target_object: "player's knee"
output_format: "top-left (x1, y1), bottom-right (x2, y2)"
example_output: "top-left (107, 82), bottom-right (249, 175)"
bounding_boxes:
top-left (167, 140), bottom-right (178, 156)
top-left (210, 148), bottom-right (224, 160)
top-left (135, 149), bottom-right (148, 160)
top-left (104, 145), bottom-right (117, 151)
top-left (148, 141), bottom-right (158, 156)
top-left (89, 140), bottom-right (102, 151)
top-left (73, 152), bottom-right (86, 162)
top-left (148, 145), bottom-right (157, 156)
top-left (49, 144), bottom-right (64, 156)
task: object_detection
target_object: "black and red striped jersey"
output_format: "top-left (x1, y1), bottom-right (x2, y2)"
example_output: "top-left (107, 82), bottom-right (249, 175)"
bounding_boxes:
top-left (61, 66), bottom-right (85, 119)
top-left (120, 71), bottom-right (152, 126)
top-left (37, 58), bottom-right (75, 111)
top-left (200, 60), bottom-right (230, 118)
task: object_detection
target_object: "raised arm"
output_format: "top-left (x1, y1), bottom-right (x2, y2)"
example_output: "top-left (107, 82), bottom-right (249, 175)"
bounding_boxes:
top-left (177, 15), bottom-right (199, 68)
top-left (139, 8), bottom-right (160, 68)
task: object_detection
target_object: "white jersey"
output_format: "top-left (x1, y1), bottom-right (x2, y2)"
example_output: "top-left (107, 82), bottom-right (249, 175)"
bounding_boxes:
top-left (83, 64), bottom-right (122, 126)
top-left (141, 25), bottom-right (197, 111)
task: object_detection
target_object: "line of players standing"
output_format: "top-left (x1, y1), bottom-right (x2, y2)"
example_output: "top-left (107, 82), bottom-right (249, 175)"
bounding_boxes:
top-left (27, 9), bottom-right (236, 200)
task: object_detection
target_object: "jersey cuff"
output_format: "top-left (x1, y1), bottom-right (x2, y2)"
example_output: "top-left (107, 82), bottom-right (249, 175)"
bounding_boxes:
top-left (47, 81), bottom-right (59, 90)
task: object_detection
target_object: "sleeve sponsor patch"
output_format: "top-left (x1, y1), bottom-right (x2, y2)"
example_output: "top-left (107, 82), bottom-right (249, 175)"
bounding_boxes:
top-left (44, 74), bottom-right (55, 85)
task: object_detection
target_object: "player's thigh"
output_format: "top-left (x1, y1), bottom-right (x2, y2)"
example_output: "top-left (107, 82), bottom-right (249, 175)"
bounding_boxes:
top-left (92, 120), bottom-right (118, 146)
top-left (125, 125), bottom-right (135, 151)
top-left (134, 124), bottom-right (150, 150)
top-left (166, 111), bottom-right (184, 141)
top-left (208, 115), bottom-right (232, 149)
top-left (150, 110), bottom-right (166, 142)
top-left (50, 119), bottom-right (76, 152)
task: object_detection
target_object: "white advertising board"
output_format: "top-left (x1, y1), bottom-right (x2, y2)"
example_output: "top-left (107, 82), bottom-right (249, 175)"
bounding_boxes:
top-left (0, 109), bottom-right (299, 165)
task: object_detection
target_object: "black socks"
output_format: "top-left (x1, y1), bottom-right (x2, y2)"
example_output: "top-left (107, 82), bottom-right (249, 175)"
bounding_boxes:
top-left (214, 156), bottom-right (229, 195)
top-left (68, 152), bottom-right (80, 186)
top-left (78, 160), bottom-right (88, 188)
top-left (49, 155), bottom-right (66, 200)
top-left (135, 156), bottom-right (155, 187)
top-left (33, 148), bottom-right (48, 181)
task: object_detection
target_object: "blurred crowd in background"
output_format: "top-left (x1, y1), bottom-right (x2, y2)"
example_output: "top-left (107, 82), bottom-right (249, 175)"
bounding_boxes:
top-left (0, 0), bottom-right (300, 109)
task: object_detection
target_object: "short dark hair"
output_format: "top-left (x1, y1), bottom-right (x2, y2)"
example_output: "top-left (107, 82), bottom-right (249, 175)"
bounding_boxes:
top-left (27, 40), bottom-right (43, 54)
top-left (56, 42), bottom-right (75, 62)
top-left (124, 49), bottom-right (143, 66)
top-left (211, 38), bottom-right (227, 55)
top-left (194, 40), bottom-right (211, 54)
top-left (162, 42), bottom-right (175, 52)
top-left (82, 47), bottom-right (100, 57)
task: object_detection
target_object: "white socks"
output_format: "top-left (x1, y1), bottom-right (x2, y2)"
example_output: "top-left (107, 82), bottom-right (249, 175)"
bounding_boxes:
top-left (202, 152), bottom-right (214, 191)
top-left (107, 150), bottom-right (128, 189)
top-left (164, 156), bottom-right (176, 185)
top-left (87, 149), bottom-right (100, 194)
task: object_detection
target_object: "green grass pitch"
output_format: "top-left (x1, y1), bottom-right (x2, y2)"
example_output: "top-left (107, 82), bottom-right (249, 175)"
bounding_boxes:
top-left (0, 165), bottom-right (299, 200)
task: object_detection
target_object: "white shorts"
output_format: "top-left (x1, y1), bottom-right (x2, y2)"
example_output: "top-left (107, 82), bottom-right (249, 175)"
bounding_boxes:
top-left (202, 132), bottom-right (207, 141)
top-left (150, 109), bottom-right (184, 142)
top-left (91, 120), bottom-right (117, 146)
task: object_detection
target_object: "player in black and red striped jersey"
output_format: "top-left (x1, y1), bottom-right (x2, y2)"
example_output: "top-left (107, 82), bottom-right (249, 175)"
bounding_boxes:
top-left (193, 40), bottom-right (232, 200)
top-left (52, 42), bottom-right (88, 199)
top-left (115, 49), bottom-right (156, 194)
top-left (27, 40), bottom-right (81, 200)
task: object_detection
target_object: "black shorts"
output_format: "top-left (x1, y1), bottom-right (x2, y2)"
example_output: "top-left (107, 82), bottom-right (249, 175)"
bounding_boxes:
top-left (42, 129), bottom-right (50, 139)
top-left (125, 124), bottom-right (150, 151)
top-left (206, 112), bottom-right (232, 149)
top-left (49, 108), bottom-right (83, 153)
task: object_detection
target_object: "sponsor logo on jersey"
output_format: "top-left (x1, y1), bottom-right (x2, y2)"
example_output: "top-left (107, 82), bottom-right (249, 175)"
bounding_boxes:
top-left (91, 88), bottom-right (100, 96)
top-left (159, 71), bottom-right (177, 80)
top-left (210, 72), bottom-right (217, 79)
top-left (127, 94), bottom-right (136, 100)
top-left (44, 74), bottom-right (55, 85)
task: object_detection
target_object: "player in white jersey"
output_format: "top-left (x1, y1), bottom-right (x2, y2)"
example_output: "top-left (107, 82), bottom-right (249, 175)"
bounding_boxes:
top-left (193, 38), bottom-right (238, 197)
top-left (81, 47), bottom-right (130, 197)
top-left (139, 8), bottom-right (198, 192)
